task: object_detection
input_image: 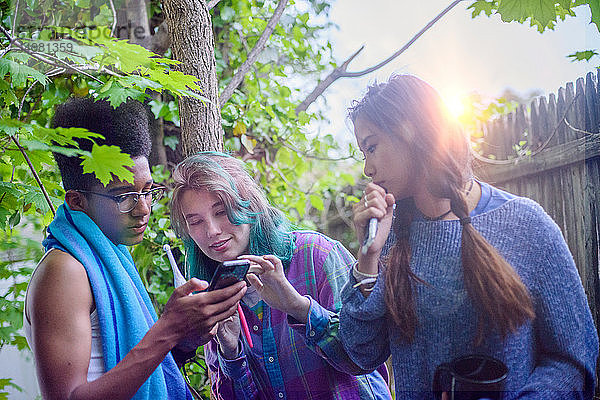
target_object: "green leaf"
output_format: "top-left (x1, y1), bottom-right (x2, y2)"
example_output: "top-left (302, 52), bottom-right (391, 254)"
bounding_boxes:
top-left (221, 6), bottom-right (235, 21)
top-left (0, 206), bottom-right (12, 230)
top-left (468, 1), bottom-right (496, 17)
top-left (309, 194), bottom-right (324, 211)
top-left (265, 105), bottom-right (276, 119)
top-left (39, 126), bottom-right (104, 147)
top-left (299, 12), bottom-right (309, 24)
top-left (589, 0), bottom-right (600, 32)
top-left (496, 0), bottom-right (557, 29)
top-left (164, 135), bottom-right (179, 150)
top-left (23, 186), bottom-right (51, 215)
top-left (0, 80), bottom-right (18, 106)
top-left (0, 58), bottom-right (48, 87)
top-left (278, 86), bottom-right (291, 97)
top-left (118, 75), bottom-right (163, 92)
top-left (298, 111), bottom-right (310, 125)
top-left (8, 210), bottom-right (21, 228)
top-left (146, 69), bottom-right (203, 97)
top-left (20, 139), bottom-right (82, 157)
top-left (0, 119), bottom-right (22, 136)
top-left (96, 83), bottom-right (145, 108)
top-left (0, 378), bottom-right (22, 392)
top-left (567, 49), bottom-right (599, 61)
top-left (11, 335), bottom-right (29, 351)
top-left (80, 144), bottom-right (135, 186)
top-left (0, 182), bottom-right (20, 200)
top-left (339, 172), bottom-right (356, 186)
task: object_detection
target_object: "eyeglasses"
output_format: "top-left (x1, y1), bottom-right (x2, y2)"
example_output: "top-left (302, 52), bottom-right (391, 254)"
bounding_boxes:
top-left (78, 187), bottom-right (166, 213)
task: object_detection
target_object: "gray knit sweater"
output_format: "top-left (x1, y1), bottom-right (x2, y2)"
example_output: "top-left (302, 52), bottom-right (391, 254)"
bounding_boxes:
top-left (340, 193), bottom-right (598, 399)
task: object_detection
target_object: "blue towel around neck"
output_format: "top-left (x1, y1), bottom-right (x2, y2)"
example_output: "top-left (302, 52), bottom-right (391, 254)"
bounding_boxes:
top-left (43, 203), bottom-right (191, 400)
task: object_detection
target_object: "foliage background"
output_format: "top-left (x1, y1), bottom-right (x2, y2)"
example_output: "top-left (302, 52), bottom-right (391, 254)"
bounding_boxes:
top-left (0, 0), bottom-right (597, 398)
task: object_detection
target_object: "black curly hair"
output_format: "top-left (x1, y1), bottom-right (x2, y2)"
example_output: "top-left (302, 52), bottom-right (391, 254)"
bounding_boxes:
top-left (51, 97), bottom-right (152, 191)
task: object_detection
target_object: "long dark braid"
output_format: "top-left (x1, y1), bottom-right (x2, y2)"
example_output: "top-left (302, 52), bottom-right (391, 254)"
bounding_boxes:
top-left (448, 182), bottom-right (535, 345)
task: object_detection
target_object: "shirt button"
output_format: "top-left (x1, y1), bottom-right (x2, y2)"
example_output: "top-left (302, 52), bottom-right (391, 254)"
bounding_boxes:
top-left (278, 392), bottom-right (284, 398)
top-left (268, 356), bottom-right (274, 362)
top-left (242, 361), bottom-right (247, 367)
top-left (253, 325), bottom-right (259, 331)
top-left (309, 330), bottom-right (315, 337)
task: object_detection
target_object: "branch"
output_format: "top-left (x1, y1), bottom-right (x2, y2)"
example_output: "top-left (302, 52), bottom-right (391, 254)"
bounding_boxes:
top-left (271, 161), bottom-right (315, 195)
top-left (207, 0), bottom-right (221, 9)
top-left (0, 45), bottom-right (11, 58)
top-left (0, 20), bottom-right (13, 57)
top-left (11, 0), bottom-right (19, 36)
top-left (9, 134), bottom-right (56, 216)
top-left (18, 81), bottom-right (39, 120)
top-left (296, 0), bottom-right (467, 114)
top-left (0, 26), bottom-right (103, 83)
top-left (5, 60), bottom-right (57, 215)
top-left (280, 140), bottom-right (357, 162)
top-left (296, 45), bottom-right (365, 114)
top-left (219, 0), bottom-right (289, 107)
top-left (108, 0), bottom-right (118, 36)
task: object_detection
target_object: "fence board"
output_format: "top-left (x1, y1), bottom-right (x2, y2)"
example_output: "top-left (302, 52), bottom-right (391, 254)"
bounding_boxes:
top-left (585, 72), bottom-right (598, 134)
top-left (478, 134), bottom-right (600, 183)
top-left (474, 74), bottom-right (600, 386)
top-left (565, 82), bottom-right (578, 142)
top-left (584, 157), bottom-right (600, 322)
top-left (575, 78), bottom-right (586, 139)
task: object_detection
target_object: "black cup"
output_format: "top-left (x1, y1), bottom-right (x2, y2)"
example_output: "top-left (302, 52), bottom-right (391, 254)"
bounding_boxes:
top-left (433, 354), bottom-right (508, 400)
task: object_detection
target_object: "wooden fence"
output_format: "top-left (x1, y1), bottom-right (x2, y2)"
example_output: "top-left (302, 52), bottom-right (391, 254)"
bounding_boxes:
top-left (473, 69), bottom-right (600, 374)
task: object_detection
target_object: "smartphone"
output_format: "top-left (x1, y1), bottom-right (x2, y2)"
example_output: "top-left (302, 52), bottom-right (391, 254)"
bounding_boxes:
top-left (208, 259), bottom-right (251, 291)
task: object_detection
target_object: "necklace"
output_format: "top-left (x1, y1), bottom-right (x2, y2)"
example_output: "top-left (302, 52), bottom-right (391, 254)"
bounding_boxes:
top-left (422, 208), bottom-right (452, 221)
top-left (464, 179), bottom-right (475, 197)
top-left (422, 179), bottom-right (475, 221)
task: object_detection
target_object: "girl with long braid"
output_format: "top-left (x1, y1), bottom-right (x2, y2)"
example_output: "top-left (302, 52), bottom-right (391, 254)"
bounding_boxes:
top-left (339, 75), bottom-right (598, 399)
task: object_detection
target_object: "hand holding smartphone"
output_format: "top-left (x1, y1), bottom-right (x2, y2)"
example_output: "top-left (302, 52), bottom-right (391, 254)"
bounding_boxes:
top-left (208, 259), bottom-right (251, 291)
top-left (208, 259), bottom-right (254, 348)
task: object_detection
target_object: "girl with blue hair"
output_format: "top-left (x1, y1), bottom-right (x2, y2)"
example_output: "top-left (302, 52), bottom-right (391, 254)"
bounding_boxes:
top-left (170, 152), bottom-right (391, 400)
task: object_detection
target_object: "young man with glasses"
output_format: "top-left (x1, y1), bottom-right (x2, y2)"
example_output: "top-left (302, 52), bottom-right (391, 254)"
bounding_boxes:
top-left (24, 98), bottom-right (247, 400)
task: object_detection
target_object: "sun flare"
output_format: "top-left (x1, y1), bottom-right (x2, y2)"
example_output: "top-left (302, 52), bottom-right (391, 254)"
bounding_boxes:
top-left (443, 94), bottom-right (466, 119)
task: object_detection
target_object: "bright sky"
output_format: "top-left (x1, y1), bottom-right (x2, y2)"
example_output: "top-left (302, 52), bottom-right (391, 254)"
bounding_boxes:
top-left (312, 0), bottom-right (598, 142)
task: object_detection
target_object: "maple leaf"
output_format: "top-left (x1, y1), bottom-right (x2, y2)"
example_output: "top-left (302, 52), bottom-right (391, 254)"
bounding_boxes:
top-left (589, 0), bottom-right (600, 32)
top-left (0, 80), bottom-right (18, 106)
top-left (0, 59), bottom-right (48, 87)
top-left (497, 0), bottom-right (557, 28)
top-left (22, 186), bottom-right (51, 215)
top-left (80, 144), bottom-right (135, 186)
top-left (0, 119), bottom-right (22, 136)
top-left (97, 82), bottom-right (146, 108)
top-left (36, 126), bottom-right (104, 147)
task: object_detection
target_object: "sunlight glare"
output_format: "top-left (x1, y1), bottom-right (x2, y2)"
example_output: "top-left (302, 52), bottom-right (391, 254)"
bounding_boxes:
top-left (443, 94), bottom-right (466, 120)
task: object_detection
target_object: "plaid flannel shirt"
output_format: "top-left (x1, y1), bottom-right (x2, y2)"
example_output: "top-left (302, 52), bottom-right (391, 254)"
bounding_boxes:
top-left (205, 231), bottom-right (390, 400)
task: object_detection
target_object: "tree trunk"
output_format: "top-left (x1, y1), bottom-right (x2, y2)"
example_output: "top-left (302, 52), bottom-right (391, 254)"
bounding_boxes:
top-left (161, 0), bottom-right (223, 156)
top-left (125, 0), bottom-right (152, 48)
top-left (116, 0), bottom-right (169, 167)
top-left (148, 103), bottom-right (168, 166)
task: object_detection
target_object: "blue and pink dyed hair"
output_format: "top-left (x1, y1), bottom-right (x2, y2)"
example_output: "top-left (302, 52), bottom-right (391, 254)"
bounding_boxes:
top-left (170, 152), bottom-right (294, 281)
